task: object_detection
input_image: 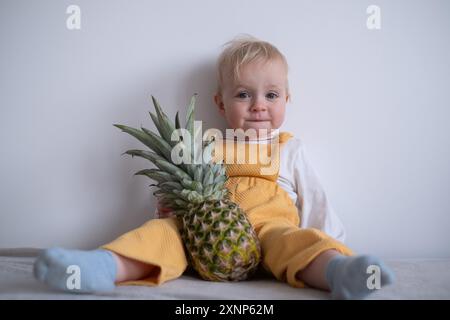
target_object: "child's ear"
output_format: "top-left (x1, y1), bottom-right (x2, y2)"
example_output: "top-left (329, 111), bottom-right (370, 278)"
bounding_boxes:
top-left (214, 93), bottom-right (226, 117)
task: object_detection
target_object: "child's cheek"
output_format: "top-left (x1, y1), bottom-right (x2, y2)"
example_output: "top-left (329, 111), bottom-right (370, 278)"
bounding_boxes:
top-left (272, 109), bottom-right (286, 127)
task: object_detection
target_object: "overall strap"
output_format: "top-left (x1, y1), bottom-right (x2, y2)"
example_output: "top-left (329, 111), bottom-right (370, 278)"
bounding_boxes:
top-left (214, 132), bottom-right (294, 181)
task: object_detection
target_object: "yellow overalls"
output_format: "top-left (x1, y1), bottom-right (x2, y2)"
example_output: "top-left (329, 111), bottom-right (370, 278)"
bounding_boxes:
top-left (101, 132), bottom-right (353, 287)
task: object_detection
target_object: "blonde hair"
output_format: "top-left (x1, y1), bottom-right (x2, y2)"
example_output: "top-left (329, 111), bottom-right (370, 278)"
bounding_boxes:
top-left (215, 34), bottom-right (290, 98)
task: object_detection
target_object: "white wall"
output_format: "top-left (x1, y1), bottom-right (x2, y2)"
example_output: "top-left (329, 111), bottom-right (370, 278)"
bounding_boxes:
top-left (1, 0), bottom-right (449, 259)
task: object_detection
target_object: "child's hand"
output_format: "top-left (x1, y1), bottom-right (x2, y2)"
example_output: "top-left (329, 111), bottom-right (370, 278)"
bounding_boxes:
top-left (156, 200), bottom-right (174, 218)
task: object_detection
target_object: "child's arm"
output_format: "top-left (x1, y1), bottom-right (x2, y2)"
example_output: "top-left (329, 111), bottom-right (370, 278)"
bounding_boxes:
top-left (155, 200), bottom-right (175, 218)
top-left (288, 139), bottom-right (346, 241)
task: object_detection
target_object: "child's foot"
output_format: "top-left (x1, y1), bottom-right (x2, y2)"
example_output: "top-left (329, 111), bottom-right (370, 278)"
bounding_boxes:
top-left (33, 247), bottom-right (117, 293)
top-left (325, 254), bottom-right (395, 299)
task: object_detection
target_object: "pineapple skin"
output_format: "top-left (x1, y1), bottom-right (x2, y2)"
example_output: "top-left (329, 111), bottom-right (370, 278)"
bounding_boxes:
top-left (180, 199), bottom-right (261, 281)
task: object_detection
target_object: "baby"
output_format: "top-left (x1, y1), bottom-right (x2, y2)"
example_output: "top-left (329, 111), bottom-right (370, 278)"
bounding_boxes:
top-left (33, 35), bottom-right (395, 299)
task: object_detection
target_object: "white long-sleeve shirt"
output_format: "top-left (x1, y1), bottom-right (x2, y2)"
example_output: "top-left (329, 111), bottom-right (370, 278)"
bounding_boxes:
top-left (277, 136), bottom-right (346, 243)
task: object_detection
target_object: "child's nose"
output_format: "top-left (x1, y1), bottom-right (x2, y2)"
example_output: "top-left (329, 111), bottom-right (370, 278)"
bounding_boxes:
top-left (251, 98), bottom-right (267, 112)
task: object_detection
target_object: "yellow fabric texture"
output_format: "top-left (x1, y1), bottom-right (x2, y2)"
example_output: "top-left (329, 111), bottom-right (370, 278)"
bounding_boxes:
top-left (101, 132), bottom-right (353, 287)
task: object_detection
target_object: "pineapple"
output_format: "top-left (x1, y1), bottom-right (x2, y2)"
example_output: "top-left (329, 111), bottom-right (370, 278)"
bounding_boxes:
top-left (113, 94), bottom-right (261, 281)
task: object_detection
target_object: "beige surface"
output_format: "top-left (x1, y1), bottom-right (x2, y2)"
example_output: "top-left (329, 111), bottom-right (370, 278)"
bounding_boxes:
top-left (1, 248), bottom-right (449, 300)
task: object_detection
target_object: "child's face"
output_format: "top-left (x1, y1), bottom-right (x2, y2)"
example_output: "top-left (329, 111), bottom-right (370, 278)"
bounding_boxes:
top-left (214, 58), bottom-right (289, 137)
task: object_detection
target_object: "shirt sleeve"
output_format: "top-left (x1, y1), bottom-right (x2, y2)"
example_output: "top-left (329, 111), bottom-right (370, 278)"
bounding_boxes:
top-left (291, 139), bottom-right (347, 243)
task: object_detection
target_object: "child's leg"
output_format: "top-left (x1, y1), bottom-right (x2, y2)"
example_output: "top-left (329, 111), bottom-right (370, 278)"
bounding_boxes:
top-left (101, 216), bottom-right (188, 286)
top-left (33, 248), bottom-right (157, 293)
top-left (295, 249), bottom-right (340, 290)
top-left (112, 251), bottom-right (154, 282)
top-left (255, 219), bottom-right (395, 299)
top-left (33, 247), bottom-right (118, 293)
top-left (34, 217), bottom-right (188, 293)
top-left (304, 250), bottom-right (395, 299)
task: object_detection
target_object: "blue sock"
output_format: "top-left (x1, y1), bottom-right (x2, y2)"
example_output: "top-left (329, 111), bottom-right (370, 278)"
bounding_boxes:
top-left (325, 254), bottom-right (395, 299)
top-left (33, 247), bottom-right (117, 293)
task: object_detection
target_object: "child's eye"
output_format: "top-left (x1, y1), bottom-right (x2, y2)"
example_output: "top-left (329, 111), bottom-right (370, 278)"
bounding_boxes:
top-left (235, 91), bottom-right (279, 100)
top-left (266, 92), bottom-right (279, 100)
top-left (236, 91), bottom-right (250, 99)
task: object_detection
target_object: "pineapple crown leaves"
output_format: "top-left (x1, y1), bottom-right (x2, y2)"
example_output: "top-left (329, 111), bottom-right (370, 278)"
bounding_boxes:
top-left (113, 94), bottom-right (197, 167)
top-left (175, 111), bottom-right (181, 130)
top-left (113, 125), bottom-right (172, 162)
top-left (134, 169), bottom-right (176, 183)
top-left (185, 94), bottom-right (199, 162)
top-left (150, 95), bottom-right (178, 146)
top-left (185, 94), bottom-right (196, 139)
top-left (113, 94), bottom-right (229, 212)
